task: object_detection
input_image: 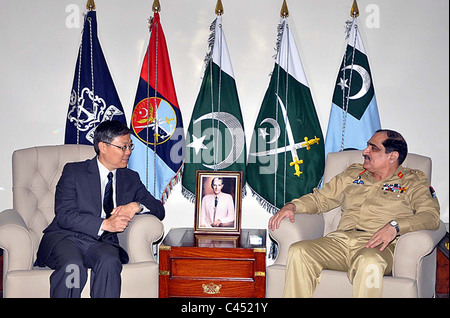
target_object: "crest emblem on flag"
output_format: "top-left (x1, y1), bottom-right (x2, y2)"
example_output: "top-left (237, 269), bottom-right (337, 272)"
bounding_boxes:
top-left (131, 97), bottom-right (177, 145)
top-left (128, 12), bottom-right (184, 203)
top-left (65, 11), bottom-right (126, 145)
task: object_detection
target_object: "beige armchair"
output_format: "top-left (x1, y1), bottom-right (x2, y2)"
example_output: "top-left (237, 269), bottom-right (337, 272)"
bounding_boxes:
top-left (267, 150), bottom-right (446, 298)
top-left (0, 145), bottom-right (164, 298)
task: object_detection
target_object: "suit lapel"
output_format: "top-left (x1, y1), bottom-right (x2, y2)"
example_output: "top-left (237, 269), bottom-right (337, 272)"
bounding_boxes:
top-left (88, 157), bottom-right (102, 215)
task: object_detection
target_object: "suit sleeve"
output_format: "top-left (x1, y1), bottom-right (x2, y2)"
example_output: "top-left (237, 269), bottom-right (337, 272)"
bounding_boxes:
top-left (132, 173), bottom-right (165, 221)
top-left (54, 163), bottom-right (104, 238)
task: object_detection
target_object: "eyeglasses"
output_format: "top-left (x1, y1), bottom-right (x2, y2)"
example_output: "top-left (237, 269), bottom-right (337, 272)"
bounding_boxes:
top-left (103, 141), bottom-right (135, 152)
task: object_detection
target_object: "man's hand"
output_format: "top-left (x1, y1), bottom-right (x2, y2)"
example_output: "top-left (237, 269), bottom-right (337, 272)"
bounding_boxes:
top-left (366, 223), bottom-right (398, 251)
top-left (268, 203), bottom-right (296, 231)
top-left (111, 202), bottom-right (141, 219)
top-left (101, 214), bottom-right (131, 233)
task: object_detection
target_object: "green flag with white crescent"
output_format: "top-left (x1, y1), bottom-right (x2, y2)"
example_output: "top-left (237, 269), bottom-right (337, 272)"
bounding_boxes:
top-left (247, 18), bottom-right (325, 213)
top-left (182, 16), bottom-right (246, 200)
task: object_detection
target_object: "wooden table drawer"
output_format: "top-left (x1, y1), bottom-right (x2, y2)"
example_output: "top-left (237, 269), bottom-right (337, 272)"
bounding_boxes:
top-left (171, 258), bottom-right (254, 279)
top-left (169, 278), bottom-right (257, 298)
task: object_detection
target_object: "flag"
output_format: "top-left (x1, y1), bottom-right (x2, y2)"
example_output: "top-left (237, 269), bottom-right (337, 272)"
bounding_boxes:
top-left (247, 18), bottom-right (325, 214)
top-left (65, 11), bottom-right (126, 145)
top-left (324, 18), bottom-right (381, 157)
top-left (182, 16), bottom-right (247, 200)
top-left (128, 13), bottom-right (184, 203)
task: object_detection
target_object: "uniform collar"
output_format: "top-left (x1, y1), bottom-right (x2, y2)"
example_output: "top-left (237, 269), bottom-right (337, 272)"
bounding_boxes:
top-left (360, 165), bottom-right (404, 182)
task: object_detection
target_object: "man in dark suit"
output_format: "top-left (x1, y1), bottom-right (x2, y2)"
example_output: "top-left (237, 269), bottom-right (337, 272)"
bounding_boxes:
top-left (36, 120), bottom-right (165, 298)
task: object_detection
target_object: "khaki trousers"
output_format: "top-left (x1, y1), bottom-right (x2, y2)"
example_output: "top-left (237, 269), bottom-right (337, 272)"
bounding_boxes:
top-left (284, 229), bottom-right (395, 298)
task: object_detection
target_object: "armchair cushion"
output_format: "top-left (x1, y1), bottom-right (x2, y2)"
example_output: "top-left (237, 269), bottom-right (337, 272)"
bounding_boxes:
top-left (0, 209), bottom-right (34, 272)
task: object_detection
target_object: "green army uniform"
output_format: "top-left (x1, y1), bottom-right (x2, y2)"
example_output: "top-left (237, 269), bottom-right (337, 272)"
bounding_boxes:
top-left (284, 164), bottom-right (440, 297)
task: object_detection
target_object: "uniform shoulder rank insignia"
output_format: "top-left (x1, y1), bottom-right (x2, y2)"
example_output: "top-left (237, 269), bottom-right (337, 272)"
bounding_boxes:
top-left (382, 183), bottom-right (407, 193)
top-left (410, 169), bottom-right (425, 178)
top-left (352, 169), bottom-right (366, 185)
top-left (429, 186), bottom-right (437, 198)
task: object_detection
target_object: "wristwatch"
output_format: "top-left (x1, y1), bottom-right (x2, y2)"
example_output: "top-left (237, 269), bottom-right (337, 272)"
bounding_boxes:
top-left (137, 202), bottom-right (144, 213)
top-left (389, 220), bottom-right (400, 234)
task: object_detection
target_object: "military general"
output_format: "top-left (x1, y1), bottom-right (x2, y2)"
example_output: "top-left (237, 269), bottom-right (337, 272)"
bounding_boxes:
top-left (268, 129), bottom-right (440, 297)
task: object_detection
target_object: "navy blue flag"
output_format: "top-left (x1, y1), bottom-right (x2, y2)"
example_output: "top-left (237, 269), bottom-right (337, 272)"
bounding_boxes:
top-left (65, 11), bottom-right (126, 145)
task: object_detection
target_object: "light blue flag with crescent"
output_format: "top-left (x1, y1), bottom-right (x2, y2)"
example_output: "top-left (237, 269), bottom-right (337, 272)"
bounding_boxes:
top-left (324, 18), bottom-right (381, 157)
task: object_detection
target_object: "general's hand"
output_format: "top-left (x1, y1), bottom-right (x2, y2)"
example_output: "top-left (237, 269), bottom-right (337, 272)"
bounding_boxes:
top-left (366, 223), bottom-right (397, 251)
top-left (268, 203), bottom-right (296, 231)
top-left (102, 214), bottom-right (131, 233)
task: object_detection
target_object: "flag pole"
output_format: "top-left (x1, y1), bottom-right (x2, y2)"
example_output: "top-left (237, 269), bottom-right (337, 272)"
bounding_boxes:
top-left (215, 0), bottom-right (224, 16)
top-left (280, 0), bottom-right (289, 18)
top-left (152, 0), bottom-right (161, 13)
top-left (86, 0), bottom-right (96, 11)
top-left (350, 0), bottom-right (359, 18)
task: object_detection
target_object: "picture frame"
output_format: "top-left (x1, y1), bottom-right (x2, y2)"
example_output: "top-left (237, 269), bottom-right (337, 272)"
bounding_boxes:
top-left (194, 170), bottom-right (243, 235)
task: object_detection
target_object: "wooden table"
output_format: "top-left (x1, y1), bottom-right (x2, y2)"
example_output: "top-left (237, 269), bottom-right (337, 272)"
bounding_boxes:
top-left (436, 231), bottom-right (449, 298)
top-left (159, 228), bottom-right (266, 298)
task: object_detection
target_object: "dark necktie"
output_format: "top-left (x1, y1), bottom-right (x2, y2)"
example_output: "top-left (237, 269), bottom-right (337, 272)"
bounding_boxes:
top-left (103, 172), bottom-right (114, 219)
top-left (213, 196), bottom-right (218, 221)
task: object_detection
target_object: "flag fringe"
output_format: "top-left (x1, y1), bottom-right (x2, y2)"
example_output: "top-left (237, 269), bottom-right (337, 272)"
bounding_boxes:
top-left (181, 185), bottom-right (196, 203)
top-left (248, 185), bottom-right (280, 259)
top-left (273, 19), bottom-right (286, 60)
top-left (248, 185), bottom-right (280, 216)
top-left (161, 165), bottom-right (183, 204)
top-left (203, 18), bottom-right (217, 67)
top-left (344, 19), bottom-right (356, 39)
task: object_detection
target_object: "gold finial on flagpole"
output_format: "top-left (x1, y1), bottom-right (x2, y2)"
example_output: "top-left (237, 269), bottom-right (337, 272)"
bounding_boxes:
top-left (280, 0), bottom-right (289, 18)
top-left (152, 0), bottom-right (161, 13)
top-left (215, 0), bottom-right (224, 16)
top-left (350, 0), bottom-right (359, 18)
top-left (86, 0), bottom-right (96, 11)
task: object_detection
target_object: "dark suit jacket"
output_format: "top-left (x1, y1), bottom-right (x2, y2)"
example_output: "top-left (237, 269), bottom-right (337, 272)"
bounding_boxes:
top-left (36, 157), bottom-right (165, 266)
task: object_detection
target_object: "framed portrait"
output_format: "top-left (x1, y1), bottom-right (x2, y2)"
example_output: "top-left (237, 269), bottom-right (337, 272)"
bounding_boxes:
top-left (194, 170), bottom-right (243, 235)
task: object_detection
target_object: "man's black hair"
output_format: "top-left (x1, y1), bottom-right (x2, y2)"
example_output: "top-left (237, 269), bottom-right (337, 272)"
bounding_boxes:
top-left (93, 120), bottom-right (131, 155)
top-left (376, 129), bottom-right (408, 165)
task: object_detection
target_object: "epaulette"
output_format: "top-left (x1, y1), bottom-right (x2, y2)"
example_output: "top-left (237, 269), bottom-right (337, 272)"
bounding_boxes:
top-left (410, 169), bottom-right (426, 178)
top-left (348, 163), bottom-right (364, 169)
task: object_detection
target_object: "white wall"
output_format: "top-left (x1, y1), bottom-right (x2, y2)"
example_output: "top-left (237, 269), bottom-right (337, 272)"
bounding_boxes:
top-left (1, 0), bottom-right (448, 246)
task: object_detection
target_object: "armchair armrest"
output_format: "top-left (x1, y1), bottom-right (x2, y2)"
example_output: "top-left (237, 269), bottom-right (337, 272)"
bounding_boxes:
top-left (393, 220), bottom-right (446, 280)
top-left (269, 213), bottom-right (324, 265)
top-left (0, 209), bottom-right (35, 272)
top-left (117, 214), bottom-right (164, 263)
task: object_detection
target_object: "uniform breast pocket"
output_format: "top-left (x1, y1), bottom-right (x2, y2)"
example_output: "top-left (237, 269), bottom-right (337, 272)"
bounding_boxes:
top-left (380, 191), bottom-right (405, 201)
top-left (342, 185), bottom-right (368, 209)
